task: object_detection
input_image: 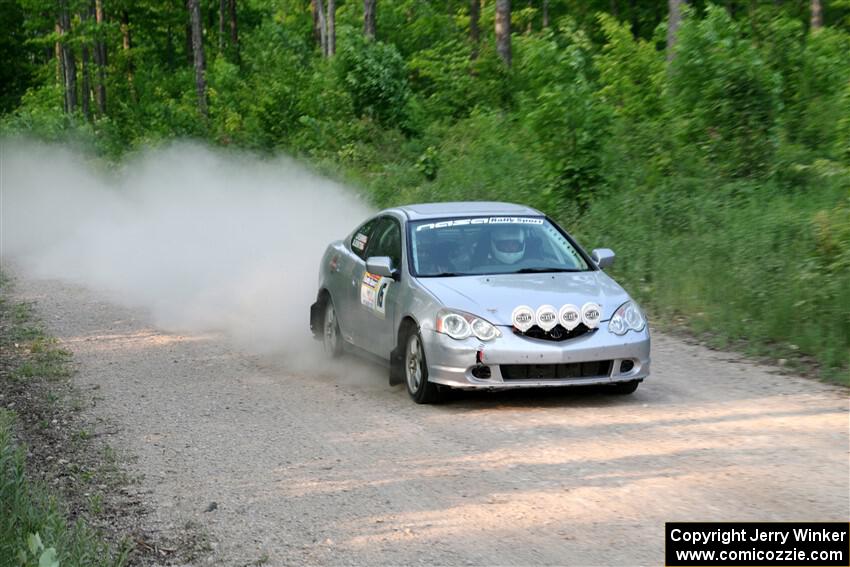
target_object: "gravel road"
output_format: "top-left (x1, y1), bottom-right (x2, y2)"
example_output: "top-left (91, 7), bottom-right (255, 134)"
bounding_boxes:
top-left (11, 273), bottom-right (849, 566)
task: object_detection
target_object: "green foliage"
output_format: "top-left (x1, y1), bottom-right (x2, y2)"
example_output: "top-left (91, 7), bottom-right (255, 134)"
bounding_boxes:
top-left (793, 28), bottom-right (850, 156)
top-left (574, 175), bottom-right (850, 382)
top-left (0, 411), bottom-right (124, 566)
top-left (595, 14), bottom-right (665, 123)
top-left (515, 29), bottom-right (610, 204)
top-left (0, 0), bottom-right (37, 113)
top-left (336, 31), bottom-right (410, 127)
top-left (407, 39), bottom-right (479, 119)
top-left (669, 5), bottom-right (781, 178)
top-left (2, 0), bottom-right (848, 376)
top-left (22, 532), bottom-right (59, 567)
top-left (837, 82), bottom-right (850, 163)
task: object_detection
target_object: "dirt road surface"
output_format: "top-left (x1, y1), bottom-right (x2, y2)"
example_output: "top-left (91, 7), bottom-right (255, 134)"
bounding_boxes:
top-left (11, 273), bottom-right (849, 566)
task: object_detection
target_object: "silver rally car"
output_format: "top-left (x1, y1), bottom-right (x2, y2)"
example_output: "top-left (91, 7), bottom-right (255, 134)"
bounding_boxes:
top-left (310, 202), bottom-right (650, 403)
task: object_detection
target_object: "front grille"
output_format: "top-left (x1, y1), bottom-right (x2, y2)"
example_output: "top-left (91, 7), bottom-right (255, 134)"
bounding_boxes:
top-left (514, 323), bottom-right (593, 342)
top-left (500, 360), bottom-right (613, 380)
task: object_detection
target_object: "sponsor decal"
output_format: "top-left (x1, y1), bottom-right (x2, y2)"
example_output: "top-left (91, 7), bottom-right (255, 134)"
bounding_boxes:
top-left (352, 232), bottom-right (368, 251)
top-left (416, 217), bottom-right (544, 231)
top-left (559, 304), bottom-right (581, 331)
top-left (511, 305), bottom-right (535, 332)
top-left (535, 305), bottom-right (558, 331)
top-left (360, 272), bottom-right (390, 319)
top-left (375, 279), bottom-right (389, 316)
top-left (581, 302), bottom-right (601, 329)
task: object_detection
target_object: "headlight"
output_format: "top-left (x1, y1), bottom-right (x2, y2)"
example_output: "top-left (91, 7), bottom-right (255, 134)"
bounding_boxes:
top-left (471, 317), bottom-right (499, 341)
top-left (436, 309), bottom-right (501, 341)
top-left (608, 301), bottom-right (646, 335)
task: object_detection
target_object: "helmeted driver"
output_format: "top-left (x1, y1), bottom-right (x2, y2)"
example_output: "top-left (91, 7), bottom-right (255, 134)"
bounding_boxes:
top-left (490, 225), bottom-right (526, 264)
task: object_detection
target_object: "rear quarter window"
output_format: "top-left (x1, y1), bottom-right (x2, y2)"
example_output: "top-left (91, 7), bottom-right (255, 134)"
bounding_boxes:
top-left (350, 220), bottom-right (375, 260)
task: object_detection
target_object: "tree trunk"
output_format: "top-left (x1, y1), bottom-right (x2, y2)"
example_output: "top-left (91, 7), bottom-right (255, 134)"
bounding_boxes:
top-left (93, 0), bottom-right (106, 115)
top-left (166, 24), bottom-right (175, 68)
top-left (185, 22), bottom-right (193, 64)
top-left (363, 0), bottom-right (376, 40)
top-left (667, 0), bottom-right (685, 62)
top-left (59, 1), bottom-right (77, 113)
top-left (219, 0), bottom-right (226, 52)
top-left (810, 0), bottom-right (823, 30)
top-left (187, 0), bottom-right (208, 117)
top-left (469, 0), bottom-right (480, 59)
top-left (542, 0), bottom-right (550, 28)
top-left (629, 0), bottom-right (639, 38)
top-left (121, 9), bottom-right (135, 82)
top-left (228, 0), bottom-right (239, 61)
top-left (121, 11), bottom-right (131, 52)
top-left (316, 0), bottom-right (328, 56)
top-left (80, 9), bottom-right (92, 121)
top-left (327, 0), bottom-right (336, 56)
top-left (81, 44), bottom-right (91, 120)
top-left (55, 22), bottom-right (63, 85)
top-left (311, 0), bottom-right (321, 46)
top-left (495, 0), bottom-right (511, 67)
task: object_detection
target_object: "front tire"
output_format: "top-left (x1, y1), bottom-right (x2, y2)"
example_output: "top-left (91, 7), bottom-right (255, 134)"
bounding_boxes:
top-left (404, 332), bottom-right (442, 404)
top-left (322, 299), bottom-right (343, 358)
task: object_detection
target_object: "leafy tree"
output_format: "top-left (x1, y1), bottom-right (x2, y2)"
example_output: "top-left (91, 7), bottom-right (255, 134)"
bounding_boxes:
top-left (0, 1), bottom-right (37, 113)
top-left (669, 5), bottom-right (781, 178)
top-left (336, 31), bottom-right (409, 126)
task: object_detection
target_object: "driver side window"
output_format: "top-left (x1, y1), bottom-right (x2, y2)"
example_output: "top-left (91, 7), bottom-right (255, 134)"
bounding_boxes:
top-left (366, 217), bottom-right (402, 271)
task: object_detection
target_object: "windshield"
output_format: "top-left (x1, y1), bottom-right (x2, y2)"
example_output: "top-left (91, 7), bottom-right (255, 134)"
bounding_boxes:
top-left (409, 216), bottom-right (591, 277)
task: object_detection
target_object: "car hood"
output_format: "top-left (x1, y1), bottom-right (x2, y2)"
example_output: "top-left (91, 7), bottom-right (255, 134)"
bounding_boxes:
top-left (416, 271), bottom-right (631, 325)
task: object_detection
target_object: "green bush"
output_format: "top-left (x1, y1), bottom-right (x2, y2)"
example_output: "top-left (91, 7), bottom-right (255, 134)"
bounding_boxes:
top-left (515, 30), bottom-right (611, 205)
top-left (669, 5), bottom-right (781, 179)
top-left (336, 31), bottom-right (411, 127)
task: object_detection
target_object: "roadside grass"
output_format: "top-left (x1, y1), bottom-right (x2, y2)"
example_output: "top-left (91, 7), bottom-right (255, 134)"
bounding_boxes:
top-left (0, 410), bottom-right (127, 567)
top-left (0, 274), bottom-right (129, 567)
top-left (572, 177), bottom-right (850, 387)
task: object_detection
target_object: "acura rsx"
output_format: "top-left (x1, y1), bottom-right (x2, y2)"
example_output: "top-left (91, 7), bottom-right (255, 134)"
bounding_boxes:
top-left (310, 202), bottom-right (650, 403)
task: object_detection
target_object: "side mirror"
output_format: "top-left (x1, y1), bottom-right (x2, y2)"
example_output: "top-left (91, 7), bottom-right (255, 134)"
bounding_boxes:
top-left (591, 248), bottom-right (615, 269)
top-left (366, 256), bottom-right (398, 279)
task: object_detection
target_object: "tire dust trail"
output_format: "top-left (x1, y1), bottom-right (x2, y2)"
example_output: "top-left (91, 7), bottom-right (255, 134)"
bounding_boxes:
top-left (9, 272), bottom-right (849, 566)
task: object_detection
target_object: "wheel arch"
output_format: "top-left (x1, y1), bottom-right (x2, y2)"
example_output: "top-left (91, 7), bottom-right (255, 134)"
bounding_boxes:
top-left (390, 315), bottom-right (419, 385)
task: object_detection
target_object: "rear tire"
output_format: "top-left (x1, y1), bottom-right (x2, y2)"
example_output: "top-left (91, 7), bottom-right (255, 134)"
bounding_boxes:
top-left (609, 380), bottom-right (640, 395)
top-left (404, 331), bottom-right (442, 404)
top-left (322, 299), bottom-right (343, 358)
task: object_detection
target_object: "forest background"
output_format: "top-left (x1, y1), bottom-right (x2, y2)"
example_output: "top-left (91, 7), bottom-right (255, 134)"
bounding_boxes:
top-left (2, 0), bottom-right (848, 382)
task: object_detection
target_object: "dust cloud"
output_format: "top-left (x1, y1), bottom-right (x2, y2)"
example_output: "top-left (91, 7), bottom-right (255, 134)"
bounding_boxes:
top-left (1, 139), bottom-right (373, 356)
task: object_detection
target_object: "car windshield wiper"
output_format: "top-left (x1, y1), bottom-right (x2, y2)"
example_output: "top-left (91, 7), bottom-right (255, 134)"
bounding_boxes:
top-left (513, 267), bottom-right (583, 274)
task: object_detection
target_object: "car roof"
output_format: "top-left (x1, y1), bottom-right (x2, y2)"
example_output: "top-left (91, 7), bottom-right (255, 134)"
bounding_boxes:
top-left (391, 201), bottom-right (542, 221)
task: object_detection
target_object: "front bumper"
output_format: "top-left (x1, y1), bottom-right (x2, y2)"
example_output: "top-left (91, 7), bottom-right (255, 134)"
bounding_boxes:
top-left (421, 325), bottom-right (650, 390)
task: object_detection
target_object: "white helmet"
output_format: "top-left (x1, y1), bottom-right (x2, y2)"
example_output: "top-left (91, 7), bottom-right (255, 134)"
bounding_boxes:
top-left (491, 225), bottom-right (525, 264)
